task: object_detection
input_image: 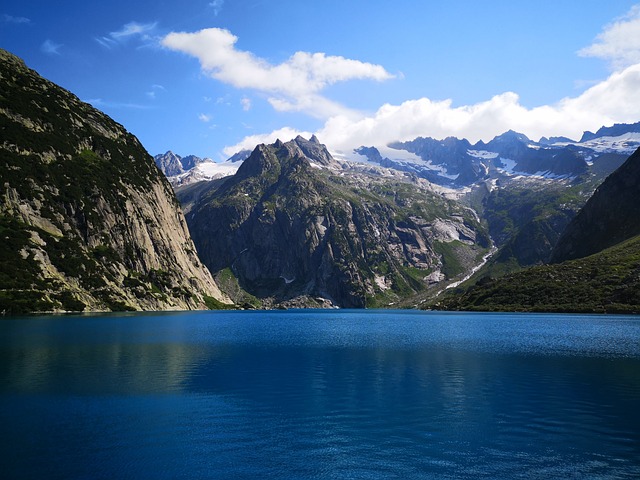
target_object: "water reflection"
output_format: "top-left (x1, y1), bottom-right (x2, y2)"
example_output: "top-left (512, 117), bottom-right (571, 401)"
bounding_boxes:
top-left (0, 311), bottom-right (639, 479)
top-left (0, 342), bottom-right (220, 394)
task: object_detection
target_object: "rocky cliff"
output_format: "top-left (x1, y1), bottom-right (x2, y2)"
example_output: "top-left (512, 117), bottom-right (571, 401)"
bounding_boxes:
top-left (0, 49), bottom-right (230, 313)
top-left (551, 147), bottom-right (640, 263)
top-left (183, 137), bottom-right (490, 308)
top-left (432, 147), bottom-right (640, 313)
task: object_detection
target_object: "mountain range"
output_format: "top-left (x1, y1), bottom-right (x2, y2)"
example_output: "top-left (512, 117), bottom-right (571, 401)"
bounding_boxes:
top-left (355, 127), bottom-right (637, 187)
top-left (434, 147), bottom-right (640, 313)
top-left (178, 136), bottom-right (490, 308)
top-left (170, 121), bottom-right (639, 309)
top-left (2, 47), bottom-right (639, 314)
top-left (154, 151), bottom-right (240, 186)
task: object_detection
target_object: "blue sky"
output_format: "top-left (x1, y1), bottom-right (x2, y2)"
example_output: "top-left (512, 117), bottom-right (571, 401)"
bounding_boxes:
top-left (2, 1), bottom-right (640, 159)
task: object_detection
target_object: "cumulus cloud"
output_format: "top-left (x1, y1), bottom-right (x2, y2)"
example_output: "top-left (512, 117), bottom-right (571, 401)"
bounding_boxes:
top-left (96, 21), bottom-right (158, 49)
top-left (579, 5), bottom-right (640, 69)
top-left (321, 64), bottom-right (640, 153)
top-left (222, 64), bottom-right (640, 157)
top-left (41, 39), bottom-right (62, 55)
top-left (161, 27), bottom-right (394, 117)
top-left (199, 113), bottom-right (212, 122)
top-left (222, 127), bottom-right (311, 157)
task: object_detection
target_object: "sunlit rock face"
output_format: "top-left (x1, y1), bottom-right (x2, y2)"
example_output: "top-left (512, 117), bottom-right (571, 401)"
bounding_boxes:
top-left (0, 48), bottom-right (230, 313)
top-left (183, 137), bottom-right (490, 308)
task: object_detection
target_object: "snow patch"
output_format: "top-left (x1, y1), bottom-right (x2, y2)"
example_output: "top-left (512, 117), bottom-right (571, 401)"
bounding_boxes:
top-left (498, 157), bottom-right (517, 174)
top-left (380, 145), bottom-right (424, 164)
top-left (170, 160), bottom-right (240, 186)
top-left (194, 160), bottom-right (240, 178)
top-left (467, 149), bottom-right (498, 160)
top-left (568, 132), bottom-right (640, 154)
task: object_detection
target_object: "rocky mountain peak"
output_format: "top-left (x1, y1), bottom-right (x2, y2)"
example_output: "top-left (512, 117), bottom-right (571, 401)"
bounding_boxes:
top-left (290, 135), bottom-right (335, 166)
top-left (183, 137), bottom-right (490, 308)
top-left (579, 121), bottom-right (640, 143)
top-left (226, 149), bottom-right (252, 163)
top-left (154, 151), bottom-right (184, 176)
top-left (487, 130), bottom-right (531, 145)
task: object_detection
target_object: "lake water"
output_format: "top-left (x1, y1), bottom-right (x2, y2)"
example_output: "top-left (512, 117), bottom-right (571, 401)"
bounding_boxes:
top-left (0, 310), bottom-right (639, 479)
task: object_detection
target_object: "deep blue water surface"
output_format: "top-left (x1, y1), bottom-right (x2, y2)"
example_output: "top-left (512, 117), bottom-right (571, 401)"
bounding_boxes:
top-left (1, 310), bottom-right (639, 479)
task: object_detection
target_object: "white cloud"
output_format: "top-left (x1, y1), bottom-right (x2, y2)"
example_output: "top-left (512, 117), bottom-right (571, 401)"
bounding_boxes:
top-left (161, 27), bottom-right (394, 117)
top-left (222, 64), bottom-right (640, 157)
top-left (209, 0), bottom-right (224, 16)
top-left (111, 21), bottom-right (157, 39)
top-left (3, 14), bottom-right (30, 24)
top-left (96, 21), bottom-right (158, 49)
top-left (241, 96), bottom-right (252, 111)
top-left (199, 113), bottom-right (212, 122)
top-left (85, 98), bottom-right (151, 110)
top-left (146, 84), bottom-right (166, 99)
top-left (267, 93), bottom-right (360, 119)
top-left (223, 127), bottom-right (311, 157)
top-left (579, 5), bottom-right (640, 69)
top-left (41, 39), bottom-right (62, 55)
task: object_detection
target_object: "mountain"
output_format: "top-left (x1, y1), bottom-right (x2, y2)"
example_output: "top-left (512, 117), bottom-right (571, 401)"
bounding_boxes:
top-left (227, 149), bottom-right (252, 162)
top-left (432, 147), bottom-right (640, 313)
top-left (579, 121), bottom-right (640, 143)
top-left (355, 126), bottom-right (635, 189)
top-left (432, 234), bottom-right (640, 314)
top-left (181, 137), bottom-right (491, 308)
top-left (154, 151), bottom-right (185, 177)
top-left (154, 151), bottom-right (211, 176)
top-left (551, 147), bottom-right (640, 263)
top-left (476, 181), bottom-right (590, 276)
top-left (538, 135), bottom-right (576, 145)
top-left (154, 151), bottom-right (240, 186)
top-left (0, 48), bottom-right (230, 314)
top-left (383, 136), bottom-right (484, 185)
top-left (484, 131), bottom-right (589, 177)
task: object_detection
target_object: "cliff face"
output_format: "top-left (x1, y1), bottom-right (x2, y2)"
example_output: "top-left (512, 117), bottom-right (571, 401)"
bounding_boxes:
top-left (551, 147), bottom-right (640, 263)
top-left (433, 147), bottom-right (640, 314)
top-left (0, 49), bottom-right (229, 313)
top-left (184, 138), bottom-right (490, 308)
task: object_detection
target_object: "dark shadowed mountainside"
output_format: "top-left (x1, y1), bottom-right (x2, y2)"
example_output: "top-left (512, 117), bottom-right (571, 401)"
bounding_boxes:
top-left (183, 137), bottom-right (491, 308)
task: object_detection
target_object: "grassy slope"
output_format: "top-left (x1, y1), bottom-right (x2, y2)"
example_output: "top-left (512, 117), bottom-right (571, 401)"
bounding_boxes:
top-left (431, 234), bottom-right (640, 314)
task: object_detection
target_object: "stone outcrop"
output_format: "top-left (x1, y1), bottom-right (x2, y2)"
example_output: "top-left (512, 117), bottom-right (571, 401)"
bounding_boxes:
top-left (551, 147), bottom-right (640, 263)
top-left (0, 48), bottom-right (230, 313)
top-left (183, 138), bottom-right (490, 308)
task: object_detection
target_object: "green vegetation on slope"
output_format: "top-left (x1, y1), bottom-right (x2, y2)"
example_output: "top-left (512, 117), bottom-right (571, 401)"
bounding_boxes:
top-left (470, 177), bottom-right (600, 281)
top-left (431, 235), bottom-right (640, 314)
top-left (0, 48), bottom-right (226, 313)
top-left (186, 139), bottom-right (491, 308)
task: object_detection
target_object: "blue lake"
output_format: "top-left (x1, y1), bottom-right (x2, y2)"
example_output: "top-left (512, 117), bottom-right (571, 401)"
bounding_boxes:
top-left (0, 310), bottom-right (639, 479)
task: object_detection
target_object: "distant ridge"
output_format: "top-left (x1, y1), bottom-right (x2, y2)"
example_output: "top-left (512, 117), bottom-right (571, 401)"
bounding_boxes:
top-left (579, 121), bottom-right (640, 143)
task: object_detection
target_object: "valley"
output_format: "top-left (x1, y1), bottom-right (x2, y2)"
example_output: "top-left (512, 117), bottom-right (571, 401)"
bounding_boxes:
top-left (2, 47), bottom-right (639, 313)
top-left (157, 119), bottom-right (638, 310)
